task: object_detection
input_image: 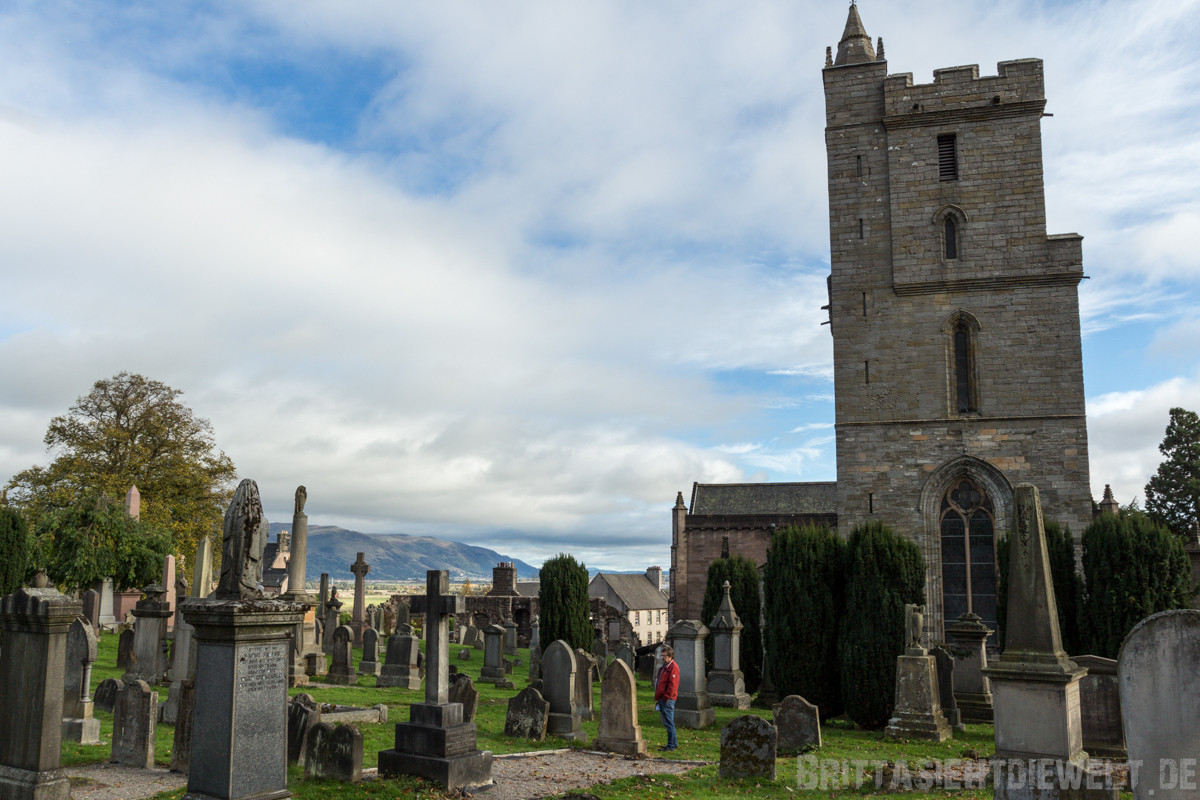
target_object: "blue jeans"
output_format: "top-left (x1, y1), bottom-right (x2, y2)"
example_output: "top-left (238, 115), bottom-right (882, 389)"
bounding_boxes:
top-left (658, 699), bottom-right (677, 749)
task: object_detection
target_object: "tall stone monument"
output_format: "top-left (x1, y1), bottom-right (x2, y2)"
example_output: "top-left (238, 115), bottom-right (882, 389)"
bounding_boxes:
top-left (349, 553), bottom-right (370, 646)
top-left (182, 479), bottom-right (306, 800)
top-left (707, 581), bottom-right (751, 708)
top-left (378, 570), bottom-right (492, 792)
top-left (282, 486), bottom-right (321, 686)
top-left (884, 605), bottom-right (951, 742)
top-left (0, 587), bottom-right (81, 800)
top-left (668, 619), bottom-right (715, 729)
top-left (982, 484), bottom-right (1108, 800)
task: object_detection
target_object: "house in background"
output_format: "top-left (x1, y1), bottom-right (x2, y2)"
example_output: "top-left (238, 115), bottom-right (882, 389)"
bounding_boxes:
top-left (589, 567), bottom-right (669, 647)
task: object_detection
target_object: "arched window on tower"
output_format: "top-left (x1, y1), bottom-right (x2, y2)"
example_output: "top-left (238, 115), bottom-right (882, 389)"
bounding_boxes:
top-left (933, 204), bottom-right (967, 264)
top-left (954, 322), bottom-right (973, 413)
top-left (944, 309), bottom-right (980, 416)
top-left (944, 217), bottom-right (958, 260)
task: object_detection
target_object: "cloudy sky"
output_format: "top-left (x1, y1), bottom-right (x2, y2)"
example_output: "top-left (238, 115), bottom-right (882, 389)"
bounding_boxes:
top-left (1, 1), bottom-right (1197, 571)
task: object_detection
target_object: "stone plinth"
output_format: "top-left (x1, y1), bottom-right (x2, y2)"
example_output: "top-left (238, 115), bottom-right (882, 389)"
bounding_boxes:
top-left (182, 599), bottom-right (306, 800)
top-left (946, 612), bottom-right (993, 723)
top-left (884, 653), bottom-right (952, 742)
top-left (0, 588), bottom-right (81, 800)
top-left (668, 619), bottom-right (715, 729)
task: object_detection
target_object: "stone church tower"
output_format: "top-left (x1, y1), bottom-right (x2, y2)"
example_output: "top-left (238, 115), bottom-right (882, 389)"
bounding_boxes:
top-left (823, 6), bottom-right (1092, 639)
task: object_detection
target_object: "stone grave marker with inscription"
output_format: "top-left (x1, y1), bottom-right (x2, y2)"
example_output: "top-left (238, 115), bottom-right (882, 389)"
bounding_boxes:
top-left (328, 625), bottom-right (358, 685)
top-left (305, 722), bottom-right (363, 783)
top-left (111, 680), bottom-right (157, 769)
top-left (504, 687), bottom-right (549, 741)
top-left (358, 628), bottom-right (382, 677)
top-left (448, 675), bottom-right (479, 724)
top-left (378, 623), bottom-right (421, 690)
top-left (63, 616), bottom-right (100, 744)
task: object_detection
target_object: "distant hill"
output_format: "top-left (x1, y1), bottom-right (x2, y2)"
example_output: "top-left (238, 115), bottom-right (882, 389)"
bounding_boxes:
top-left (267, 523), bottom-right (538, 581)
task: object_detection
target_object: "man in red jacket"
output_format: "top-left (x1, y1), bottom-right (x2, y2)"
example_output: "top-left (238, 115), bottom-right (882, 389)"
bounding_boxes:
top-left (654, 645), bottom-right (679, 751)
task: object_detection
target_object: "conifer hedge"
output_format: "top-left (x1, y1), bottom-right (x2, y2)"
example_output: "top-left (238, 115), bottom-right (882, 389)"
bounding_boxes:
top-left (0, 506), bottom-right (30, 595)
top-left (1079, 512), bottom-right (1193, 658)
top-left (763, 524), bottom-right (846, 719)
top-left (837, 520), bottom-right (924, 730)
top-left (700, 555), bottom-right (763, 693)
top-left (996, 520), bottom-right (1082, 654)
top-left (537, 553), bottom-right (593, 651)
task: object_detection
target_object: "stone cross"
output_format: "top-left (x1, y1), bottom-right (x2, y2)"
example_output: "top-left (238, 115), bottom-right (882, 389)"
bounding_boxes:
top-left (350, 553), bottom-right (370, 644)
top-left (409, 571), bottom-right (466, 705)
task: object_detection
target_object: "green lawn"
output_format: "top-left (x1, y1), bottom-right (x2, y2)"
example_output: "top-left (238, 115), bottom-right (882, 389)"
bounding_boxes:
top-left (70, 630), bottom-right (1080, 800)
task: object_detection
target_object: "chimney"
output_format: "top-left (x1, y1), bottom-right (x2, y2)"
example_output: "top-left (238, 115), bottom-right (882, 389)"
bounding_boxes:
top-left (646, 566), bottom-right (663, 592)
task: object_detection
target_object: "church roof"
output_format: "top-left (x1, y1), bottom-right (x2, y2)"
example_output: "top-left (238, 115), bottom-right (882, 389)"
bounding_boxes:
top-left (515, 580), bottom-right (540, 598)
top-left (591, 573), bottom-right (668, 612)
top-left (689, 482), bottom-right (837, 516)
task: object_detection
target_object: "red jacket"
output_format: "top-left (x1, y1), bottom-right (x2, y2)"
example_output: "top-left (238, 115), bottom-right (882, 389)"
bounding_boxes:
top-left (655, 659), bottom-right (679, 701)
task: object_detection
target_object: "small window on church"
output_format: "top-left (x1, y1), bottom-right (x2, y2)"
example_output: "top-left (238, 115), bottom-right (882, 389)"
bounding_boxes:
top-left (938, 134), bottom-right (958, 181)
top-left (945, 217), bottom-right (958, 260)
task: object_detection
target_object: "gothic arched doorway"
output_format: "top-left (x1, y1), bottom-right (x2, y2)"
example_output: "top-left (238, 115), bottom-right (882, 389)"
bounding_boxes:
top-left (939, 478), bottom-right (998, 638)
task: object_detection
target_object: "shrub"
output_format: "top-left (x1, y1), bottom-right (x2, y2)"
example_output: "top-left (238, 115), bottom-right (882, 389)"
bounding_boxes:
top-left (763, 524), bottom-right (846, 718)
top-left (0, 506), bottom-right (31, 595)
top-left (700, 555), bottom-right (763, 693)
top-left (838, 521), bottom-right (924, 730)
top-left (537, 553), bottom-right (593, 651)
top-left (996, 520), bottom-right (1083, 654)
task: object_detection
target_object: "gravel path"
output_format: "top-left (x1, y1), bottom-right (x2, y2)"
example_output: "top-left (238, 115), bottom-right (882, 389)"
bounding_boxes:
top-left (64, 750), bottom-right (708, 800)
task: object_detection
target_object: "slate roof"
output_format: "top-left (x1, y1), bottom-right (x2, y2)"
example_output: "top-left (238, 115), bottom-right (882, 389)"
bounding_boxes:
top-left (261, 542), bottom-right (288, 591)
top-left (516, 581), bottom-right (540, 598)
top-left (592, 573), bottom-right (668, 611)
top-left (689, 482), bottom-right (838, 516)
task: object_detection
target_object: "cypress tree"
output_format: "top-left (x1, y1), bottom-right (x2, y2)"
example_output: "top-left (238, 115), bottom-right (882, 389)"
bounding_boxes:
top-left (700, 555), bottom-right (763, 693)
top-left (0, 506), bottom-right (31, 595)
top-left (996, 520), bottom-right (1083, 654)
top-left (763, 524), bottom-right (846, 719)
top-left (1080, 511), bottom-right (1194, 658)
top-left (537, 553), bottom-right (593, 651)
top-left (838, 521), bottom-right (924, 730)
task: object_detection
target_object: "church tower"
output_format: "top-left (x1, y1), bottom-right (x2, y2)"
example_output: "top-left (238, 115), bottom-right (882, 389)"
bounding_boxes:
top-left (823, 6), bottom-right (1092, 639)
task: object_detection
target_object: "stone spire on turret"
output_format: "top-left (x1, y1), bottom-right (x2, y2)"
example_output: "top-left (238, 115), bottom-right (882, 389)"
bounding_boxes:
top-left (834, 3), bottom-right (876, 67)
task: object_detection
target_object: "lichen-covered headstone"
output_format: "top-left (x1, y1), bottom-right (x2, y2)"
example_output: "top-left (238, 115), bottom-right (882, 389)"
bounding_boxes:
top-left (773, 695), bottom-right (821, 753)
top-left (719, 715), bottom-right (777, 780)
top-left (94, 678), bottom-right (121, 713)
top-left (304, 722), bottom-right (363, 783)
top-left (358, 628), bottom-right (381, 676)
top-left (504, 687), bottom-right (549, 741)
top-left (448, 675), bottom-right (479, 724)
top-left (327, 625), bottom-right (357, 685)
top-left (111, 680), bottom-right (157, 769)
top-left (595, 659), bottom-right (645, 756)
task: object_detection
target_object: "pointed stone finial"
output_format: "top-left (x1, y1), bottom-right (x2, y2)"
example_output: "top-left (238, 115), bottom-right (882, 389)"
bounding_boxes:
top-left (710, 579), bottom-right (741, 632)
top-left (834, 2), bottom-right (876, 66)
top-left (1098, 484), bottom-right (1119, 515)
top-left (825, 46), bottom-right (833, 68)
top-left (876, 37), bottom-right (885, 61)
top-left (126, 485), bottom-right (141, 520)
top-left (674, 491), bottom-right (686, 510)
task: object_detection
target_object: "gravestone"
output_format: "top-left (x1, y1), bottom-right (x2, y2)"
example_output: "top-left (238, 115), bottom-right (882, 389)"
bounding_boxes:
top-left (668, 619), bottom-right (715, 729)
top-left (0, 586), bottom-right (81, 800)
top-left (528, 617), bottom-right (541, 682)
top-left (181, 478), bottom-right (307, 800)
top-left (323, 598), bottom-right (342, 654)
top-left (193, 536), bottom-right (214, 599)
top-left (327, 625), bottom-right (357, 685)
top-left (708, 581), bottom-right (752, 708)
top-left (304, 722), bottom-right (363, 783)
top-left (378, 570), bottom-right (493, 791)
top-left (637, 653), bottom-right (654, 681)
top-left (576, 648), bottom-right (600, 685)
top-left (117, 628), bottom-right (134, 670)
top-left (82, 589), bottom-right (101, 632)
top-left (592, 635), bottom-right (607, 663)
top-left (96, 577), bottom-right (117, 629)
top-left (773, 695), bottom-right (821, 753)
top-left (288, 693), bottom-right (322, 766)
top-left (62, 617), bottom-right (100, 744)
top-left (615, 642), bottom-right (634, 673)
top-left (458, 649), bottom-right (471, 660)
top-left (358, 628), bottom-right (382, 676)
top-left (169, 678), bottom-right (195, 774)
top-left (1118, 609), bottom-right (1200, 800)
top-left (719, 715), bottom-right (777, 780)
top-left (461, 625), bottom-right (480, 648)
top-left (448, 675), bottom-right (479, 724)
top-left (318, 573), bottom-right (329, 621)
top-left (945, 611), bottom-right (993, 723)
top-left (282, 487), bottom-right (320, 687)
top-left (885, 605), bottom-right (951, 742)
top-left (504, 687), bottom-right (549, 741)
top-left (126, 585), bottom-right (171, 683)
top-left (542, 640), bottom-right (586, 741)
top-left (595, 659), bottom-right (645, 756)
top-left (111, 680), bottom-right (157, 769)
top-left (162, 555), bottom-right (177, 631)
top-left (1074, 654), bottom-right (1125, 759)
top-left (378, 625), bottom-right (421, 690)
top-left (95, 678), bottom-right (121, 713)
top-left (982, 484), bottom-right (1102, 800)
top-left (573, 648), bottom-right (595, 721)
top-left (349, 552), bottom-right (370, 646)
top-left (931, 645), bottom-right (964, 732)
top-left (480, 624), bottom-right (506, 684)
top-left (503, 619), bottom-right (518, 656)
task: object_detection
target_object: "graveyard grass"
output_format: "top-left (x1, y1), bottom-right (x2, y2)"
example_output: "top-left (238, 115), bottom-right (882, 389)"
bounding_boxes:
top-left (74, 631), bottom-right (1016, 800)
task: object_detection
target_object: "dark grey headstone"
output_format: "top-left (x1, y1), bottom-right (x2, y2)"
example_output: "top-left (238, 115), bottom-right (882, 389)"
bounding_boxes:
top-left (327, 625), bottom-right (357, 685)
top-left (94, 678), bottom-right (121, 713)
top-left (117, 628), bottom-right (134, 670)
top-left (63, 617), bottom-right (98, 719)
top-left (304, 722), bottom-right (363, 783)
top-left (82, 589), bottom-right (101, 632)
top-left (719, 715), bottom-right (777, 780)
top-left (1075, 654), bottom-right (1125, 759)
top-left (288, 693), bottom-right (322, 766)
top-left (931, 646), bottom-right (962, 729)
top-left (458, 649), bottom-right (472, 660)
top-left (170, 678), bottom-right (195, 774)
top-left (504, 687), bottom-right (549, 741)
top-left (773, 695), bottom-right (821, 753)
top-left (448, 676), bottom-right (479, 724)
top-left (111, 679), bottom-right (157, 769)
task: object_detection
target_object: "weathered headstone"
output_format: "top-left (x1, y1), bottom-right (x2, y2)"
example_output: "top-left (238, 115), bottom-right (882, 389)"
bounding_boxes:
top-left (378, 570), bottom-right (492, 791)
top-left (595, 659), bottom-right (646, 756)
top-left (885, 604), bottom-right (951, 742)
top-left (0, 587), bottom-right (81, 800)
top-left (162, 554), bottom-right (177, 631)
top-left (282, 486), bottom-right (320, 687)
top-left (945, 611), bottom-right (993, 723)
top-left (304, 722), bottom-right (363, 783)
top-left (668, 619), bottom-right (715, 729)
top-left (1118, 609), bottom-right (1200, 800)
top-left (349, 552), bottom-right (370, 646)
top-left (719, 715), bottom-right (777, 780)
top-left (504, 687), bottom-right (549, 741)
top-left (448, 675), bottom-right (479, 724)
top-left (318, 573), bottom-right (329, 621)
top-left (543, 639), bottom-right (586, 741)
top-left (358, 628), bottom-right (382, 676)
top-left (62, 617), bottom-right (100, 744)
top-left (461, 625), bottom-right (480, 648)
top-left (288, 693), bottom-right (322, 766)
top-left (708, 581), bottom-right (751, 708)
top-left (1075, 654), bottom-right (1125, 759)
top-left (480, 624), bottom-right (506, 684)
top-left (931, 645), bottom-right (964, 732)
top-left (95, 678), bottom-right (121, 713)
top-left (81, 589), bottom-right (101, 632)
top-left (117, 628), bottom-right (134, 671)
top-left (378, 625), bottom-right (421, 690)
top-left (169, 678), bottom-right (195, 774)
top-left (192, 536), bottom-right (214, 599)
top-left (503, 618), bottom-right (518, 656)
top-left (126, 585), bottom-right (171, 684)
top-left (573, 648), bottom-right (595, 721)
top-left (111, 680), bottom-right (157, 769)
top-left (528, 617), bottom-right (541, 682)
top-left (323, 598), bottom-right (342, 654)
top-left (328, 625), bottom-right (358, 685)
top-left (773, 695), bottom-right (821, 753)
top-left (458, 648), bottom-right (472, 660)
top-left (615, 642), bottom-right (634, 673)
